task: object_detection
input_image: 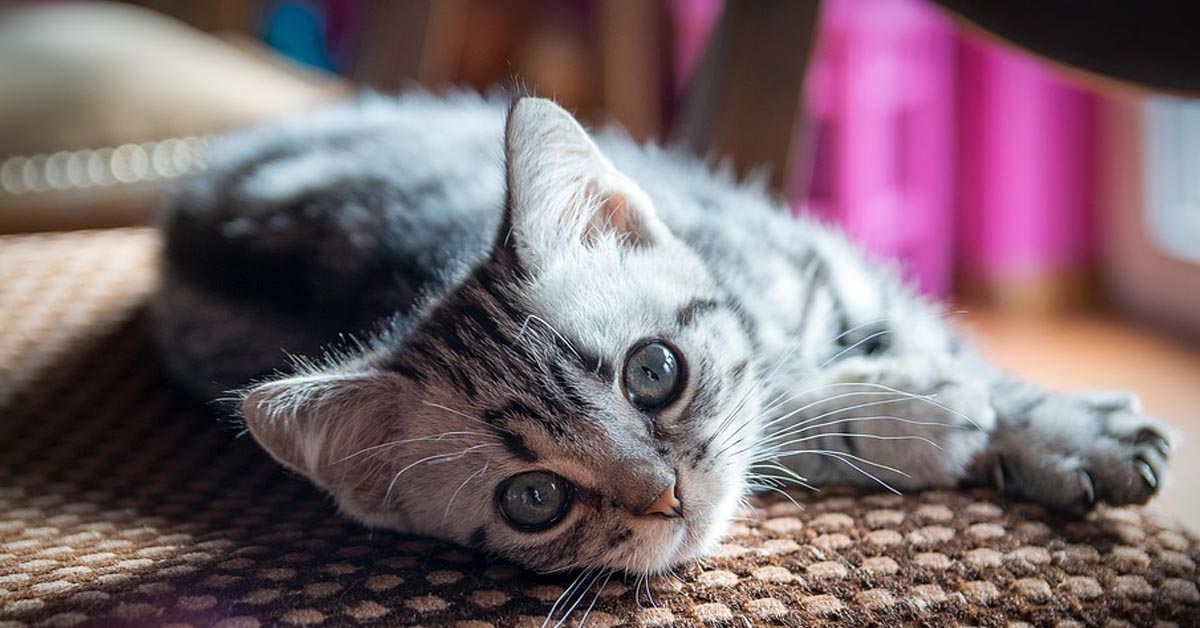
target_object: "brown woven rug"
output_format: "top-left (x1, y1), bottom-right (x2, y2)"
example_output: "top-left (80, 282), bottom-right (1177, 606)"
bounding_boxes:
top-left (1, 229), bottom-right (1198, 627)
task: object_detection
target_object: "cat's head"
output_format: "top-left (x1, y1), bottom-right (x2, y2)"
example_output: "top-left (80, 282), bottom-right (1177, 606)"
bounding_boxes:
top-left (239, 98), bottom-right (760, 574)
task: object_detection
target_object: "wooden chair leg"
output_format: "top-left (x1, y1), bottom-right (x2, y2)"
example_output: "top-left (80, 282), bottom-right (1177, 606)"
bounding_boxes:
top-left (673, 0), bottom-right (821, 193)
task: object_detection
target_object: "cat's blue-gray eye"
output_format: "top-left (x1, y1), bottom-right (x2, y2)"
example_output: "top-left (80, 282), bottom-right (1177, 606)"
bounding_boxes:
top-left (623, 340), bottom-right (685, 410)
top-left (498, 471), bottom-right (572, 530)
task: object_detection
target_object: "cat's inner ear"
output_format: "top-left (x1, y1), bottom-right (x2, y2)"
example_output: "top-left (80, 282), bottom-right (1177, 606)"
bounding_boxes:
top-left (240, 370), bottom-right (399, 489)
top-left (503, 97), bottom-right (663, 266)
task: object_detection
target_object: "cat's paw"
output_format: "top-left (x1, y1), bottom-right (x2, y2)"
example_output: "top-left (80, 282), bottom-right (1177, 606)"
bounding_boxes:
top-left (987, 390), bottom-right (1174, 517)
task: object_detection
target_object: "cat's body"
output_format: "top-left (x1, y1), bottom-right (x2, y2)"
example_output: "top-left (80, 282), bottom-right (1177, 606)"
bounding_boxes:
top-left (155, 92), bottom-right (1173, 576)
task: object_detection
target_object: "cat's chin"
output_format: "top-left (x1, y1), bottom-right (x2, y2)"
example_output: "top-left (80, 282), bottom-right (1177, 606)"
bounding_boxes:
top-left (609, 487), bottom-right (745, 575)
top-left (619, 514), bottom-right (733, 575)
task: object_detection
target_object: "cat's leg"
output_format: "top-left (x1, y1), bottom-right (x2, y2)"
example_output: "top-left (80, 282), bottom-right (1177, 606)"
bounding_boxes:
top-left (970, 367), bottom-right (1174, 515)
top-left (766, 352), bottom-right (1175, 515)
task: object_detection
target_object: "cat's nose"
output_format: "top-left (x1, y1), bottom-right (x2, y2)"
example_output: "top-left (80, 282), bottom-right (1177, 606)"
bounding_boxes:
top-left (641, 482), bottom-right (683, 519)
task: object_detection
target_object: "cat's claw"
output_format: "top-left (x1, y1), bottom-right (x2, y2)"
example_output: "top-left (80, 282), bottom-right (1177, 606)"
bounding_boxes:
top-left (1078, 470), bottom-right (1096, 510)
top-left (991, 457), bottom-right (1006, 493)
top-left (1135, 457), bottom-right (1158, 489)
top-left (1136, 428), bottom-right (1172, 457)
top-left (983, 390), bottom-right (1174, 516)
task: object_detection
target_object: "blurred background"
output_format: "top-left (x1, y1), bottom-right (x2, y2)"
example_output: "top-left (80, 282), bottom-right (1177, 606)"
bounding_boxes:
top-left (1, 0), bottom-right (1197, 526)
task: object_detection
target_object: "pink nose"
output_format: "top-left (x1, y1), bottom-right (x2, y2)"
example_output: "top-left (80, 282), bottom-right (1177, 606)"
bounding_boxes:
top-left (641, 483), bottom-right (683, 518)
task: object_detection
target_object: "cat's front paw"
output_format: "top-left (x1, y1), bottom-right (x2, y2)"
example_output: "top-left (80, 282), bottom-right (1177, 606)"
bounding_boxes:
top-left (987, 390), bottom-right (1174, 516)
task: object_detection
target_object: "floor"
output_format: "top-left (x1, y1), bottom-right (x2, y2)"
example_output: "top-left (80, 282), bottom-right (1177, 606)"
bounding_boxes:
top-left (963, 310), bottom-right (1200, 531)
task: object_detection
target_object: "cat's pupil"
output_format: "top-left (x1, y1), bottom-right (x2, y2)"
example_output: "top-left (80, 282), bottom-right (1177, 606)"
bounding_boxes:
top-left (623, 340), bottom-right (684, 410)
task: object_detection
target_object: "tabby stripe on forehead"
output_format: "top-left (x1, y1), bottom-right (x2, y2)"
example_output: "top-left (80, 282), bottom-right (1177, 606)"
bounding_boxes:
top-left (498, 429), bottom-right (538, 462)
top-left (391, 360), bottom-right (427, 383)
top-left (392, 339), bottom-right (441, 383)
top-left (484, 399), bottom-right (567, 438)
top-left (551, 366), bottom-right (593, 416)
top-left (675, 298), bottom-right (721, 327)
top-left (473, 270), bottom-right (526, 327)
top-left (452, 298), bottom-right (524, 371)
top-left (416, 343), bottom-right (476, 398)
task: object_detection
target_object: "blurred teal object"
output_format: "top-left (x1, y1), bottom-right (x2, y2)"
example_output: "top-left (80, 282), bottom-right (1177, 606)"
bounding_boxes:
top-left (262, 0), bottom-right (336, 72)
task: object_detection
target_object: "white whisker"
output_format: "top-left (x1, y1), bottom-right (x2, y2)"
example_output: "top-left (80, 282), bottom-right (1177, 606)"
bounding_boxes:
top-left (442, 462), bottom-right (489, 523)
top-left (384, 443), bottom-right (497, 504)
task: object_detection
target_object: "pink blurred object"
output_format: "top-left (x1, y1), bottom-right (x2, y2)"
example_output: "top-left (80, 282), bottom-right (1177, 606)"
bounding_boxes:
top-left (956, 35), bottom-right (1098, 290)
top-left (795, 0), bottom-right (956, 297)
top-left (668, 0), bottom-right (723, 96)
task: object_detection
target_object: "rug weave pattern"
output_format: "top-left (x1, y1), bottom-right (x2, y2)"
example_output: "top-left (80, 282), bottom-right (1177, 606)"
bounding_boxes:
top-left (1, 229), bottom-right (1198, 627)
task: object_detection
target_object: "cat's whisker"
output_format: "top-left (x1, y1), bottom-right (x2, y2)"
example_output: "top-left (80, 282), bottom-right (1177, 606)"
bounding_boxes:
top-left (556, 567), bottom-right (607, 628)
top-left (755, 447), bottom-right (910, 477)
top-left (815, 327), bottom-right (896, 371)
top-left (755, 395), bottom-right (922, 443)
top-left (747, 462), bottom-right (814, 491)
top-left (577, 569), bottom-right (613, 628)
top-left (710, 382), bottom-right (758, 439)
top-left (519, 313), bottom-right (585, 366)
top-left (707, 382), bottom-right (761, 453)
top-left (763, 431), bottom-right (945, 453)
top-left (758, 381), bottom-right (927, 421)
top-left (731, 416), bottom-right (961, 472)
top-left (442, 462), bottom-right (489, 523)
top-left (384, 443), bottom-right (498, 504)
top-left (542, 567), bottom-right (593, 628)
top-left (747, 483), bottom-right (806, 512)
top-left (716, 392), bottom-right (914, 461)
top-left (420, 401), bottom-right (496, 428)
top-left (715, 381), bottom-right (944, 461)
top-left (773, 379), bottom-right (987, 434)
top-left (814, 309), bottom-right (968, 372)
top-left (775, 414), bottom-right (970, 438)
top-left (760, 449), bottom-right (906, 494)
top-left (756, 391), bottom-right (913, 436)
top-left (642, 571), bottom-right (658, 609)
top-left (752, 309), bottom-right (969, 414)
top-left (335, 431), bottom-right (494, 464)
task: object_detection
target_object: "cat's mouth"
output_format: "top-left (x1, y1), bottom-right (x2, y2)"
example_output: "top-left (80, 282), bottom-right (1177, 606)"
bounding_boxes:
top-left (614, 467), bottom-right (743, 574)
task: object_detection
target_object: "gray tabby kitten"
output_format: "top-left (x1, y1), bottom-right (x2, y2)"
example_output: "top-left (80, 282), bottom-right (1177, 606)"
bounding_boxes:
top-left (154, 92), bottom-right (1174, 575)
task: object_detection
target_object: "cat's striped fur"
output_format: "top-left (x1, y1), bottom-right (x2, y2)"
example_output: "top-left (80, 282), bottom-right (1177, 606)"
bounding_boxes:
top-left (154, 92), bottom-right (1173, 575)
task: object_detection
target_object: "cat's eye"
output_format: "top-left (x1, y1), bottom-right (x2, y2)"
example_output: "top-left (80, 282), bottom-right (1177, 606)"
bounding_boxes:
top-left (497, 471), bottom-right (573, 530)
top-left (623, 340), bottom-right (685, 410)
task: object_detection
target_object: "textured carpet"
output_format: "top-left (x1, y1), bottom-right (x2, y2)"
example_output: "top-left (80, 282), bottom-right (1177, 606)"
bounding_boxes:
top-left (1, 228), bottom-right (1198, 627)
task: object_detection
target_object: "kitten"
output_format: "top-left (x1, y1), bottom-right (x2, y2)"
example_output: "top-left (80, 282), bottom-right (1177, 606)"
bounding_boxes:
top-left (153, 92), bottom-right (1174, 575)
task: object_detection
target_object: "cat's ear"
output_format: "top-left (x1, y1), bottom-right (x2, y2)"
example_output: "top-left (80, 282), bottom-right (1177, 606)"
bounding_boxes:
top-left (503, 97), bottom-right (667, 269)
top-left (239, 369), bottom-right (404, 489)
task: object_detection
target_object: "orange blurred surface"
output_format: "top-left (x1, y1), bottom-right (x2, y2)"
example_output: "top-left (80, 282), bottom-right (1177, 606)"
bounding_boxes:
top-left (963, 310), bottom-right (1200, 530)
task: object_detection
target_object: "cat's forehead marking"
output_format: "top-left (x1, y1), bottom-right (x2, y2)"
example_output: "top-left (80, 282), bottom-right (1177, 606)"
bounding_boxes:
top-left (675, 298), bottom-right (722, 327)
